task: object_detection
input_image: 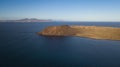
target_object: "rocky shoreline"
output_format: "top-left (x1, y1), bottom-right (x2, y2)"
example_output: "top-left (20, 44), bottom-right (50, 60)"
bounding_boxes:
top-left (38, 25), bottom-right (120, 40)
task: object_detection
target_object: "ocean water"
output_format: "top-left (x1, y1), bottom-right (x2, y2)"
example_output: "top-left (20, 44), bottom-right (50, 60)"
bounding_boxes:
top-left (0, 22), bottom-right (120, 67)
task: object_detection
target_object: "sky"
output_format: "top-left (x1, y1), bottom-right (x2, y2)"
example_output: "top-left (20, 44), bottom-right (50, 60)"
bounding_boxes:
top-left (0, 0), bottom-right (120, 21)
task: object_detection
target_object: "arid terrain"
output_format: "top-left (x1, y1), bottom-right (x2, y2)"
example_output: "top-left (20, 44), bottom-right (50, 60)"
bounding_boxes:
top-left (38, 25), bottom-right (120, 40)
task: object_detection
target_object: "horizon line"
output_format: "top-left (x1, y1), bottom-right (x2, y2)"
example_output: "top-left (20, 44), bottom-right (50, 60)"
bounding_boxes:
top-left (0, 18), bottom-right (120, 22)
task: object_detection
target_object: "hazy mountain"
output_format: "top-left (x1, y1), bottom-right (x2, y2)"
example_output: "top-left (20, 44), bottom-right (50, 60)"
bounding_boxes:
top-left (0, 18), bottom-right (53, 22)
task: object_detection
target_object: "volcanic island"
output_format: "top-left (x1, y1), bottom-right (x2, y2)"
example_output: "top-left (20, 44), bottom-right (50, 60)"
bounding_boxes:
top-left (38, 25), bottom-right (120, 40)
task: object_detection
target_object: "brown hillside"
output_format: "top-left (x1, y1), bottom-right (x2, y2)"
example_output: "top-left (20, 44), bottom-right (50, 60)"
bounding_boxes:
top-left (38, 25), bottom-right (76, 36)
top-left (38, 25), bottom-right (120, 40)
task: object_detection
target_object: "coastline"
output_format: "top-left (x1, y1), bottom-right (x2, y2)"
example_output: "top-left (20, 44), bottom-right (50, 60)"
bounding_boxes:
top-left (39, 25), bottom-right (120, 41)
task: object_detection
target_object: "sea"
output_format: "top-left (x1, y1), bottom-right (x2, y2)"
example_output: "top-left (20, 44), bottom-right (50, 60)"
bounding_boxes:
top-left (0, 22), bottom-right (120, 67)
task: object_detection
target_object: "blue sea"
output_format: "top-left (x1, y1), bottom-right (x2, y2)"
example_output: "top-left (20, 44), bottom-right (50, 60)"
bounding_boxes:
top-left (0, 22), bottom-right (120, 67)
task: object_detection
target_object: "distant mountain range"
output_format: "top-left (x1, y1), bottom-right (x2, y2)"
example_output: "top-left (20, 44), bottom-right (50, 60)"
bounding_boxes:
top-left (0, 18), bottom-right (54, 22)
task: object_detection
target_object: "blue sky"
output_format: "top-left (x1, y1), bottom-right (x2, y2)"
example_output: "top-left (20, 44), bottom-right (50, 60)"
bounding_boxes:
top-left (0, 0), bottom-right (120, 21)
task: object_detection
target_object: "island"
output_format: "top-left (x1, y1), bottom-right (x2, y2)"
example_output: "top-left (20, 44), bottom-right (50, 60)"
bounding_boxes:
top-left (38, 25), bottom-right (120, 40)
top-left (0, 18), bottom-right (53, 22)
